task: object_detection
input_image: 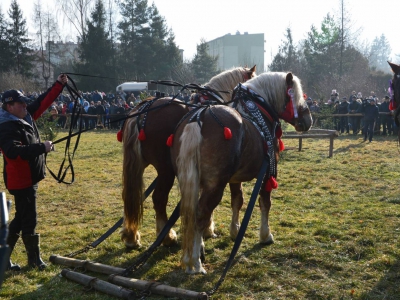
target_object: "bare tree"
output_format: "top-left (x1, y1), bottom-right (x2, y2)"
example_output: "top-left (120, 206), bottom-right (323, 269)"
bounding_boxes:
top-left (33, 0), bottom-right (60, 88)
top-left (57, 0), bottom-right (94, 40)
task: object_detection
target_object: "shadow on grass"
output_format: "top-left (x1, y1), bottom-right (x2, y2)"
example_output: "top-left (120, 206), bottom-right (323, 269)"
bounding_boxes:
top-left (360, 257), bottom-right (400, 299)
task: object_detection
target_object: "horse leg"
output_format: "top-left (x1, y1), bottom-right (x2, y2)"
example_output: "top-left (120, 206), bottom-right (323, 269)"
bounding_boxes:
top-left (259, 189), bottom-right (274, 245)
top-left (184, 185), bottom-right (225, 274)
top-left (152, 167), bottom-right (177, 246)
top-left (202, 212), bottom-right (216, 239)
top-left (229, 183), bottom-right (244, 240)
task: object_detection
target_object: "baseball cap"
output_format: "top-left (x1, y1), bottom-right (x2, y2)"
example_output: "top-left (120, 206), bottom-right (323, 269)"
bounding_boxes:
top-left (1, 90), bottom-right (30, 104)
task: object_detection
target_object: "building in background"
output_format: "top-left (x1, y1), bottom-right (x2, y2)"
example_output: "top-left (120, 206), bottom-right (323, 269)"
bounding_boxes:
top-left (206, 31), bottom-right (265, 71)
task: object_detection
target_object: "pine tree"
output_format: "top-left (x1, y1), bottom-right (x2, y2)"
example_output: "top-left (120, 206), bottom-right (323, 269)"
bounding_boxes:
top-left (369, 34), bottom-right (392, 72)
top-left (75, 0), bottom-right (116, 91)
top-left (0, 7), bottom-right (12, 72)
top-left (191, 39), bottom-right (219, 84)
top-left (269, 27), bottom-right (300, 72)
top-left (7, 0), bottom-right (33, 77)
top-left (118, 0), bottom-right (149, 79)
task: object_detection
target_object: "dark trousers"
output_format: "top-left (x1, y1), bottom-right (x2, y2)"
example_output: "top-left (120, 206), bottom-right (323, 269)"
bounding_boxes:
top-left (381, 116), bottom-right (393, 135)
top-left (339, 116), bottom-right (349, 133)
top-left (8, 184), bottom-right (38, 236)
top-left (364, 120), bottom-right (375, 141)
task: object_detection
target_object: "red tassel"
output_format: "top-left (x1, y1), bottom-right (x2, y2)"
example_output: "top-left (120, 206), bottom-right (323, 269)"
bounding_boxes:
top-left (166, 134), bottom-right (174, 147)
top-left (276, 126), bottom-right (282, 139)
top-left (138, 129), bottom-right (146, 141)
top-left (224, 127), bottom-right (232, 140)
top-left (117, 130), bottom-right (123, 142)
top-left (265, 176), bottom-right (278, 192)
top-left (278, 138), bottom-right (285, 152)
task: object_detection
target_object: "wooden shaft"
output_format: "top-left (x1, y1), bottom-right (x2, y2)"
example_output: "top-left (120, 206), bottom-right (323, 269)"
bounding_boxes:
top-left (50, 255), bottom-right (125, 275)
top-left (284, 134), bottom-right (338, 139)
top-left (109, 274), bottom-right (209, 300)
top-left (61, 269), bottom-right (134, 299)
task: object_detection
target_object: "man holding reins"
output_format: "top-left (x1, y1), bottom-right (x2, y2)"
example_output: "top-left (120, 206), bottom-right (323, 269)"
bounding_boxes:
top-left (0, 74), bottom-right (68, 271)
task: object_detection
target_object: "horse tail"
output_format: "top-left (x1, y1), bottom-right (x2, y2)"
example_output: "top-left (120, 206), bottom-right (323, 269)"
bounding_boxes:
top-left (121, 116), bottom-right (144, 244)
top-left (176, 122), bottom-right (202, 262)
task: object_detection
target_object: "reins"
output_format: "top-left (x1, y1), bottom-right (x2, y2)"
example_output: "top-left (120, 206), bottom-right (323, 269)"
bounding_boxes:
top-left (47, 76), bottom-right (232, 185)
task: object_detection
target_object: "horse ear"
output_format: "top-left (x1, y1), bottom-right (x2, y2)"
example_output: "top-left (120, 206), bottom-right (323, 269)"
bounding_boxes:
top-left (286, 72), bottom-right (294, 86)
top-left (388, 61), bottom-right (400, 73)
top-left (250, 65), bottom-right (256, 73)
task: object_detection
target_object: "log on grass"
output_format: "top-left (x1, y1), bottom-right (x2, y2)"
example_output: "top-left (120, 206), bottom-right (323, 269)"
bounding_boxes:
top-left (109, 274), bottom-right (209, 300)
top-left (50, 255), bottom-right (124, 275)
top-left (61, 269), bottom-right (135, 299)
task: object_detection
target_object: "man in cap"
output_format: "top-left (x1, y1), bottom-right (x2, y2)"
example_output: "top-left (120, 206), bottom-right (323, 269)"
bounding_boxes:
top-left (362, 97), bottom-right (379, 142)
top-left (0, 74), bottom-right (68, 271)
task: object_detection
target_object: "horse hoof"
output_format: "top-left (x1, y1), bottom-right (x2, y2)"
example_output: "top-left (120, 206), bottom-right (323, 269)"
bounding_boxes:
top-left (260, 233), bottom-right (274, 245)
top-left (162, 230), bottom-right (178, 247)
top-left (124, 241), bottom-right (141, 249)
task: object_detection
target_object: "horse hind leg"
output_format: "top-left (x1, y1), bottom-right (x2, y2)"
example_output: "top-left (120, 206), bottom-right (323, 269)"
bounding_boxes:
top-left (229, 183), bottom-right (244, 240)
top-left (153, 168), bottom-right (178, 246)
top-left (259, 190), bottom-right (274, 245)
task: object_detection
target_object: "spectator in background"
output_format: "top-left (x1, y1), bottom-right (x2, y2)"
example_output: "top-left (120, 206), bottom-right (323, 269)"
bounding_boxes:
top-left (362, 98), bottom-right (379, 142)
top-left (338, 97), bottom-right (349, 134)
top-left (380, 96), bottom-right (392, 135)
top-left (348, 96), bottom-right (361, 134)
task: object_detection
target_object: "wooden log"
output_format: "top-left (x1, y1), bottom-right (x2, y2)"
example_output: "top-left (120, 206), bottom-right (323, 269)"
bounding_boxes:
top-left (61, 269), bottom-right (135, 299)
top-left (50, 255), bottom-right (125, 275)
top-left (108, 274), bottom-right (209, 300)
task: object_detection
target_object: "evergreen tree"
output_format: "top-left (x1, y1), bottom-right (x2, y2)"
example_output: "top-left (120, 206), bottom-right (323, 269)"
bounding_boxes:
top-left (268, 27), bottom-right (300, 72)
top-left (0, 7), bottom-right (12, 72)
top-left (303, 14), bottom-right (341, 89)
top-left (75, 0), bottom-right (116, 91)
top-left (369, 34), bottom-right (392, 72)
top-left (118, 0), bottom-right (149, 79)
top-left (191, 39), bottom-right (219, 84)
top-left (7, 0), bottom-right (33, 77)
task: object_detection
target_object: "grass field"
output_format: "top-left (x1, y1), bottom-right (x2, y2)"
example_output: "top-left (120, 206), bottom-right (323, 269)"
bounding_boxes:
top-left (1, 129), bottom-right (400, 300)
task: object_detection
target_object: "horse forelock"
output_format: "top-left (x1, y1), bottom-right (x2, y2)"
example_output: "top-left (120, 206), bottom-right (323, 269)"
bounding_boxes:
top-left (243, 72), bottom-right (306, 113)
top-left (206, 67), bottom-right (254, 102)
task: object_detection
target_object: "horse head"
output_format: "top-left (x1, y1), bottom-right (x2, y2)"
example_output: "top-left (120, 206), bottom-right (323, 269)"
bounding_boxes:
top-left (244, 72), bottom-right (313, 132)
top-left (283, 72), bottom-right (312, 132)
top-left (388, 61), bottom-right (400, 126)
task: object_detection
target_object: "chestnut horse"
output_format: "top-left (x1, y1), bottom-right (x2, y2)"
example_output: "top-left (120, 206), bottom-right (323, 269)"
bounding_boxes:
top-left (170, 72), bottom-right (313, 274)
top-left (388, 62), bottom-right (400, 131)
top-left (121, 66), bottom-right (256, 248)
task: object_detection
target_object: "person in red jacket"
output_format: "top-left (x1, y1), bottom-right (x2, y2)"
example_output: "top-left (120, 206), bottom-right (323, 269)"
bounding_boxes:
top-left (0, 74), bottom-right (68, 271)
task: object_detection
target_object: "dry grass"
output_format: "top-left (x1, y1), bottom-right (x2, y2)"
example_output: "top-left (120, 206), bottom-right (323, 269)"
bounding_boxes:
top-left (1, 130), bottom-right (400, 300)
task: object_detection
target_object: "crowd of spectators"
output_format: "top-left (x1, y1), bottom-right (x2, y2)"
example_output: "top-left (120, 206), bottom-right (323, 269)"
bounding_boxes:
top-left (305, 89), bottom-right (397, 141)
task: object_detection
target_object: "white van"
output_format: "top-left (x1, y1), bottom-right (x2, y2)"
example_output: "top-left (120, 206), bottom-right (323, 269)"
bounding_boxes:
top-left (116, 81), bottom-right (157, 94)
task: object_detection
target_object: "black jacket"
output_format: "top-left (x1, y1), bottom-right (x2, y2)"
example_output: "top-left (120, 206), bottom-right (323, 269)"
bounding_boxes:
top-left (0, 82), bottom-right (64, 190)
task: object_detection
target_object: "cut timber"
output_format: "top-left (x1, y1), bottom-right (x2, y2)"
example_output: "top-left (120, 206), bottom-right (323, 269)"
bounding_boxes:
top-left (61, 269), bottom-right (135, 299)
top-left (109, 274), bottom-right (209, 300)
top-left (50, 255), bottom-right (124, 275)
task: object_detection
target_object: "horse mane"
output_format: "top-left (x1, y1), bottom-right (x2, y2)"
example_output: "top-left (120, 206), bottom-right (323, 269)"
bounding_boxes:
top-left (206, 67), bottom-right (250, 102)
top-left (244, 72), bottom-right (306, 113)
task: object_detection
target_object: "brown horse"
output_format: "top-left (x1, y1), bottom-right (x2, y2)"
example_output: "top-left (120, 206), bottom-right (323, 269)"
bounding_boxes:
top-left (170, 72), bottom-right (313, 274)
top-left (121, 66), bottom-right (256, 248)
top-left (388, 62), bottom-right (400, 130)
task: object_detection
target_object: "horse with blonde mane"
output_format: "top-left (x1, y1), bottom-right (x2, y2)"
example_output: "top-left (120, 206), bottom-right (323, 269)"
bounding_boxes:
top-left (121, 66), bottom-right (256, 248)
top-left (170, 72), bottom-right (313, 274)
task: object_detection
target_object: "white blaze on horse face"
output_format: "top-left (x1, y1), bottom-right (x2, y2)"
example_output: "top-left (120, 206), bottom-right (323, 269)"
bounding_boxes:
top-left (287, 88), bottom-right (298, 118)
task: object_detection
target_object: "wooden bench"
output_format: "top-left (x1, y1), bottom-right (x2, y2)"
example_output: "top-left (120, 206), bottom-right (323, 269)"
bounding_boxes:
top-left (283, 129), bottom-right (339, 157)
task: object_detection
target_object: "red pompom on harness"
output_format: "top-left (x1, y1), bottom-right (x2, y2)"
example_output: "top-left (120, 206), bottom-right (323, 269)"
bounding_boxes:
top-left (265, 176), bottom-right (278, 192)
top-left (138, 129), bottom-right (146, 141)
top-left (117, 130), bottom-right (123, 142)
top-left (166, 134), bottom-right (174, 147)
top-left (275, 126), bottom-right (285, 152)
top-left (224, 127), bottom-right (232, 140)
